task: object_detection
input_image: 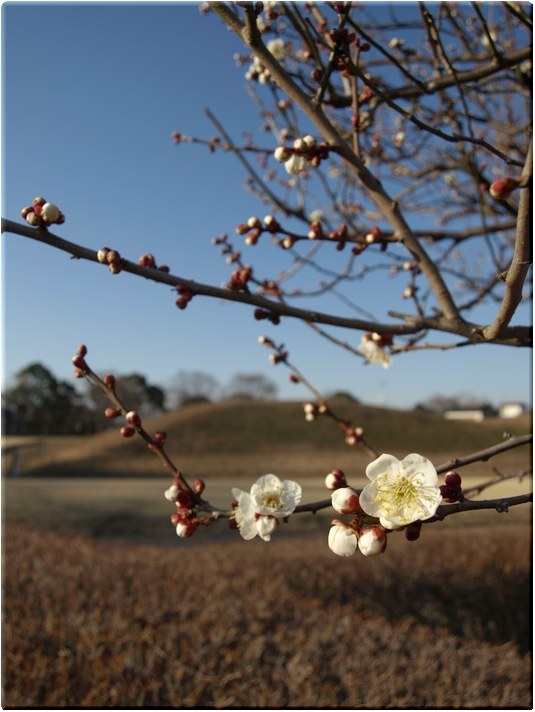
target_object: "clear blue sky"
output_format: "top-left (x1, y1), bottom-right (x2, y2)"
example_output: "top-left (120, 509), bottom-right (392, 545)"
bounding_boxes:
top-left (2, 2), bottom-right (531, 411)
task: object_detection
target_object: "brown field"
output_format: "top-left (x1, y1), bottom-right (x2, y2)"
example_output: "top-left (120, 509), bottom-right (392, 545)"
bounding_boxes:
top-left (3, 520), bottom-right (532, 709)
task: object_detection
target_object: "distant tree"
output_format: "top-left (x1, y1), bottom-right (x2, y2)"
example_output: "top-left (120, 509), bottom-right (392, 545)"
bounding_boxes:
top-left (2, 363), bottom-right (95, 435)
top-left (225, 373), bottom-right (278, 401)
top-left (414, 393), bottom-right (494, 414)
top-left (172, 370), bottom-right (221, 408)
top-left (87, 373), bottom-right (166, 420)
top-left (328, 391), bottom-right (360, 403)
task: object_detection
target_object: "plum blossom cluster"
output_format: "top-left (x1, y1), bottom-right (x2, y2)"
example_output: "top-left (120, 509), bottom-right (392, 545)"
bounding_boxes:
top-left (328, 453), bottom-right (442, 558)
top-left (21, 198), bottom-right (65, 228)
top-left (273, 136), bottom-right (330, 175)
top-left (231, 474), bottom-right (302, 541)
top-left (245, 38), bottom-right (286, 83)
top-left (357, 332), bottom-right (394, 369)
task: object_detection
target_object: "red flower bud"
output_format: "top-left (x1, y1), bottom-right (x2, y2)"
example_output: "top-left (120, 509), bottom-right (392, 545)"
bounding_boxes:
top-left (32, 197), bottom-right (46, 208)
top-left (126, 411), bottom-right (142, 427)
top-left (71, 355), bottom-right (86, 369)
top-left (106, 250), bottom-right (121, 264)
top-left (73, 368), bottom-right (84, 378)
top-left (154, 431), bottom-right (167, 443)
top-left (104, 374), bottom-right (116, 388)
top-left (444, 471), bottom-right (462, 490)
top-left (489, 178), bottom-right (519, 200)
top-left (120, 426), bottom-right (135, 438)
top-left (138, 253), bottom-right (156, 268)
top-left (158, 265), bottom-right (170, 273)
top-left (105, 407), bottom-right (120, 419)
top-left (77, 344), bottom-right (87, 357)
top-left (194, 478), bottom-right (206, 494)
top-left (108, 262), bottom-right (122, 274)
top-left (405, 521), bottom-right (422, 541)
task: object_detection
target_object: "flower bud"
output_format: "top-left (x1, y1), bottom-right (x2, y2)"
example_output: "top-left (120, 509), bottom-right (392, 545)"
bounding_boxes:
top-left (41, 203), bottom-right (60, 223)
top-left (138, 253), bottom-right (156, 268)
top-left (175, 491), bottom-right (194, 508)
top-left (176, 297), bottom-right (189, 309)
top-left (235, 223), bottom-right (249, 235)
top-left (325, 469), bottom-right (347, 490)
top-left (444, 471), bottom-right (462, 490)
top-left (158, 265), bottom-right (170, 273)
top-left (489, 178), bottom-right (519, 200)
top-left (194, 478), bottom-right (206, 494)
top-left (73, 368), bottom-right (84, 378)
top-left (104, 374), bottom-right (116, 388)
top-left (126, 411), bottom-right (141, 427)
top-left (302, 134), bottom-right (316, 148)
top-left (105, 407), bottom-right (120, 419)
top-left (405, 521), bottom-right (422, 541)
top-left (71, 355), bottom-right (86, 369)
top-left (120, 425), bottom-right (135, 438)
top-left (331, 487), bottom-right (363, 515)
top-left (358, 526), bottom-right (387, 556)
top-left (97, 247), bottom-right (111, 263)
top-left (21, 206), bottom-right (34, 219)
top-left (176, 518), bottom-right (198, 538)
top-left (328, 521), bottom-right (358, 557)
top-left (106, 250), bottom-right (121, 264)
top-left (293, 138), bottom-right (306, 151)
top-left (26, 212), bottom-right (42, 226)
top-left (32, 197), bottom-right (46, 208)
top-left (274, 146), bottom-right (292, 162)
top-left (77, 344), bottom-right (87, 357)
top-left (165, 485), bottom-right (179, 502)
top-left (154, 430), bottom-right (167, 443)
top-left (108, 262), bottom-right (122, 274)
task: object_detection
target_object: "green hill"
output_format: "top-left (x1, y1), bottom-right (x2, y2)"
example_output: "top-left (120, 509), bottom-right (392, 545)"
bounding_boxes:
top-left (4, 400), bottom-right (531, 479)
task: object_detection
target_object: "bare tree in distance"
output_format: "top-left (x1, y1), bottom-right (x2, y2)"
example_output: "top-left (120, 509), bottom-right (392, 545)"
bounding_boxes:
top-left (172, 370), bottom-right (222, 408)
top-left (224, 372), bottom-right (279, 400)
top-left (2, 2), bottom-right (532, 554)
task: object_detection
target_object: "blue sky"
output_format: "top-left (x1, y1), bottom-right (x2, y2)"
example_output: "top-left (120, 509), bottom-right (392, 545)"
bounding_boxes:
top-left (2, 2), bottom-right (531, 411)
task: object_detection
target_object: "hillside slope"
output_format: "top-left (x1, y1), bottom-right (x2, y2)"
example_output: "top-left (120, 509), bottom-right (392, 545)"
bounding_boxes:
top-left (5, 400), bottom-right (531, 478)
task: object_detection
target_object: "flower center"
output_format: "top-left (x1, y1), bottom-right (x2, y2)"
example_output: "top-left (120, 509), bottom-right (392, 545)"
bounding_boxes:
top-left (375, 472), bottom-right (420, 521)
top-left (260, 484), bottom-right (287, 510)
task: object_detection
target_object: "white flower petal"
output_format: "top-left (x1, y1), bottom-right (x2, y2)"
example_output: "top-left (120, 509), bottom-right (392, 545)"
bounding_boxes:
top-left (256, 515), bottom-right (278, 541)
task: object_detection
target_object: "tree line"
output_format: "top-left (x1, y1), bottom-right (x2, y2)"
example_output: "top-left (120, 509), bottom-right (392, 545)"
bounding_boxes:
top-left (2, 363), bottom-right (279, 435)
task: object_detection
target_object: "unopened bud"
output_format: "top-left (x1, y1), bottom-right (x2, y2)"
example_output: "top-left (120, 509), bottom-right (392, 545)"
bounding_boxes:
top-left (154, 430), bottom-right (167, 443)
top-left (26, 212), bottom-right (42, 226)
top-left (489, 178), bottom-right (519, 200)
top-left (302, 134), bottom-right (316, 148)
top-left (77, 344), bottom-right (87, 357)
top-left (332, 487), bottom-right (363, 515)
top-left (106, 250), bottom-right (121, 264)
top-left (105, 407), bottom-right (120, 419)
top-left (444, 471), bottom-right (462, 490)
top-left (405, 521), bottom-right (422, 541)
top-left (325, 469), bottom-right (347, 490)
top-left (97, 247), bottom-right (111, 263)
top-left (71, 355), bottom-right (86, 369)
top-left (120, 425), bottom-right (135, 438)
top-left (104, 374), bottom-right (116, 388)
top-left (126, 411), bottom-right (142, 427)
top-left (138, 253), bottom-right (156, 268)
top-left (194, 478), bottom-right (206, 494)
top-left (32, 197), bottom-right (46, 208)
top-left (108, 262), bottom-right (122, 274)
top-left (41, 203), bottom-right (60, 223)
top-left (358, 525), bottom-right (387, 556)
top-left (274, 146), bottom-right (292, 162)
top-left (176, 518), bottom-right (198, 538)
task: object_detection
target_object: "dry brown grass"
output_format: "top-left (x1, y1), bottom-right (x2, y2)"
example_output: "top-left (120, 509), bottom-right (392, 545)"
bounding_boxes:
top-left (3, 522), bottom-right (532, 709)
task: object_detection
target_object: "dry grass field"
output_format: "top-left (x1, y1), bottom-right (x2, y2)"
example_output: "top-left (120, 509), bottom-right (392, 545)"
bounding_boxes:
top-left (2, 521), bottom-right (532, 709)
top-left (2, 402), bottom-right (532, 708)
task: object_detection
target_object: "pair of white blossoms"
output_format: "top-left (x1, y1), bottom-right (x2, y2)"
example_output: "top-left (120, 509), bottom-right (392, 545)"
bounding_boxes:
top-left (234, 453), bottom-right (442, 554)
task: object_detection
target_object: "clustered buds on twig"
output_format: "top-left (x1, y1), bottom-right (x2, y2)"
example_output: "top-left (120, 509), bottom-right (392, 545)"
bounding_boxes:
top-left (225, 265), bottom-right (252, 292)
top-left (21, 198), bottom-right (65, 228)
top-left (176, 282), bottom-right (195, 310)
top-left (97, 247), bottom-right (123, 274)
top-left (345, 426), bottom-right (364, 446)
top-left (254, 308), bottom-right (280, 325)
top-left (273, 136), bottom-right (330, 174)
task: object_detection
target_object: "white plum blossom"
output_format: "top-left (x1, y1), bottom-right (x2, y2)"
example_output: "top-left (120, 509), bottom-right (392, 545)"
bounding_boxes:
top-left (231, 489), bottom-right (259, 540)
top-left (285, 153), bottom-right (310, 175)
top-left (358, 526), bottom-right (387, 556)
top-left (232, 475), bottom-right (302, 541)
top-left (250, 474), bottom-right (302, 517)
top-left (267, 38), bottom-right (285, 61)
top-left (360, 453), bottom-right (442, 528)
top-left (357, 336), bottom-right (392, 369)
top-left (328, 521), bottom-right (358, 556)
